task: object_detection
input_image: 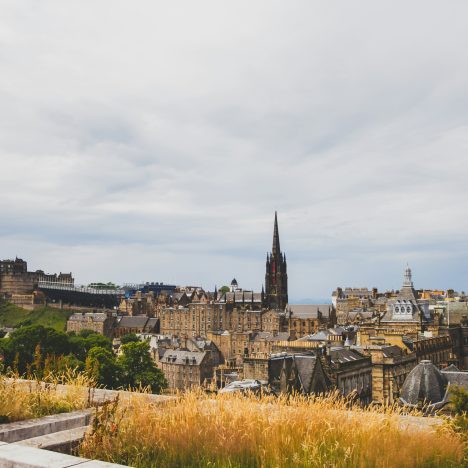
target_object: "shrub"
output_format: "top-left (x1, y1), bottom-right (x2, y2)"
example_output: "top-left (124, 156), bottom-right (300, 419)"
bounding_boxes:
top-left (450, 385), bottom-right (468, 415)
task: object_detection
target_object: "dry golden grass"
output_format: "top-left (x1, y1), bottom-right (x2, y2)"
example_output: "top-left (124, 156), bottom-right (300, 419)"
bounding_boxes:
top-left (0, 369), bottom-right (93, 423)
top-left (80, 389), bottom-right (466, 467)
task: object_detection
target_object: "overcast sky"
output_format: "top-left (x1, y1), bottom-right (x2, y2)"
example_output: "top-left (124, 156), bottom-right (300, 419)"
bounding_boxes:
top-left (1, 1), bottom-right (468, 300)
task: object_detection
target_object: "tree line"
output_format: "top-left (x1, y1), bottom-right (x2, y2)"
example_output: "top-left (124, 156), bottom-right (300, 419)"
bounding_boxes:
top-left (0, 325), bottom-right (167, 393)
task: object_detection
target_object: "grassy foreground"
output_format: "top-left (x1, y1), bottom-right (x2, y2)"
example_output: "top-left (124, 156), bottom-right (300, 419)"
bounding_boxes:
top-left (0, 371), bottom-right (92, 423)
top-left (0, 300), bottom-right (73, 331)
top-left (80, 390), bottom-right (466, 468)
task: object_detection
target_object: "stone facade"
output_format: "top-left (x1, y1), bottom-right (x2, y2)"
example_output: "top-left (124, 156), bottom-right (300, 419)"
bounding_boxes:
top-left (66, 312), bottom-right (116, 338)
top-left (0, 259), bottom-right (38, 296)
top-left (159, 349), bottom-right (214, 390)
top-left (286, 304), bottom-right (336, 337)
top-left (358, 345), bottom-right (417, 404)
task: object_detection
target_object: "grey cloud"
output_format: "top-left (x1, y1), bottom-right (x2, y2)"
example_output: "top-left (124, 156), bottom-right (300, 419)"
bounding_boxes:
top-left (1, 1), bottom-right (468, 297)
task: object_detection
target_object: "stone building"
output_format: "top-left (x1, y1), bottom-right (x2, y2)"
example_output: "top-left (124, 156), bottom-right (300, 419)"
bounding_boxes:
top-left (244, 346), bottom-right (372, 403)
top-left (0, 258), bottom-right (38, 296)
top-left (66, 312), bottom-right (116, 338)
top-left (380, 266), bottom-right (430, 331)
top-left (118, 291), bottom-right (156, 316)
top-left (158, 300), bottom-right (265, 338)
top-left (261, 308), bottom-right (288, 333)
top-left (326, 347), bottom-right (373, 403)
top-left (269, 353), bottom-right (331, 395)
top-left (159, 349), bottom-right (214, 390)
top-left (357, 344), bottom-right (417, 404)
top-left (114, 316), bottom-right (159, 338)
top-left (286, 304), bottom-right (336, 338)
top-left (207, 330), bottom-right (290, 365)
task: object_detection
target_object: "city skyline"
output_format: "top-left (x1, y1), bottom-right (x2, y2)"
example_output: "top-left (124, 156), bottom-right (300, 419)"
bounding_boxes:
top-left (1, 2), bottom-right (468, 298)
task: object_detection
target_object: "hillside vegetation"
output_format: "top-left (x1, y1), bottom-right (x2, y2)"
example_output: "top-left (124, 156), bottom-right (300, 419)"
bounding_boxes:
top-left (0, 300), bottom-right (73, 331)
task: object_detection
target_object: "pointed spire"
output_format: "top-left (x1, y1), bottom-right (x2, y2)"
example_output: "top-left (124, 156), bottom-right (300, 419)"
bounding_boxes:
top-left (272, 211), bottom-right (281, 256)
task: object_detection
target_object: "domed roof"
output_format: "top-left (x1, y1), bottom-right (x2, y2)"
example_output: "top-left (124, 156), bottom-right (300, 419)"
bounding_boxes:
top-left (231, 278), bottom-right (238, 286)
top-left (400, 360), bottom-right (449, 410)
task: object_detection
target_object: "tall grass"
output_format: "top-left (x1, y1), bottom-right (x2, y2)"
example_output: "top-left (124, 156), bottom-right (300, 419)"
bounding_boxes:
top-left (80, 390), bottom-right (465, 467)
top-left (0, 369), bottom-right (93, 423)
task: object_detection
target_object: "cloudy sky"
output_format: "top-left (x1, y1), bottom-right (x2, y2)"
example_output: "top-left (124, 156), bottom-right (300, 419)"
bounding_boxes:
top-left (1, 1), bottom-right (468, 300)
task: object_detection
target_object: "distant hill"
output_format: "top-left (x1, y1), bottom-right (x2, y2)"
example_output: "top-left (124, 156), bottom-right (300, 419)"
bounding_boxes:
top-left (0, 300), bottom-right (74, 332)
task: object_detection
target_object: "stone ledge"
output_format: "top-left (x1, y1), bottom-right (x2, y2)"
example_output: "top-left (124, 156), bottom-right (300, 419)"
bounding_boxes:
top-left (0, 410), bottom-right (92, 443)
top-left (17, 425), bottom-right (89, 452)
top-left (0, 442), bottom-right (127, 467)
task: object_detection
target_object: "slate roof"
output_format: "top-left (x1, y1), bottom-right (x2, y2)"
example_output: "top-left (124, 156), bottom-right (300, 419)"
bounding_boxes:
top-left (68, 313), bottom-right (108, 322)
top-left (117, 316), bottom-right (149, 328)
top-left (160, 349), bottom-right (207, 366)
top-left (294, 355), bottom-right (318, 392)
top-left (381, 345), bottom-right (406, 359)
top-left (443, 364), bottom-right (460, 372)
top-left (329, 348), bottom-right (367, 365)
top-left (146, 318), bottom-right (159, 330)
top-left (220, 379), bottom-right (264, 393)
top-left (297, 330), bottom-right (329, 342)
top-left (400, 360), bottom-right (449, 408)
top-left (348, 310), bottom-right (374, 320)
top-left (252, 331), bottom-right (289, 342)
top-left (286, 304), bottom-right (333, 319)
top-left (219, 291), bottom-right (263, 303)
top-left (441, 369), bottom-right (468, 388)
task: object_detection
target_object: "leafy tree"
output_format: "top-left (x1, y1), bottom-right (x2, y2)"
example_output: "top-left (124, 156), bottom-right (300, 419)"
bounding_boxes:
top-left (219, 286), bottom-right (230, 295)
top-left (5, 325), bottom-right (70, 373)
top-left (118, 341), bottom-right (166, 393)
top-left (56, 354), bottom-right (84, 374)
top-left (78, 329), bottom-right (97, 338)
top-left (86, 346), bottom-right (121, 388)
top-left (121, 333), bottom-right (139, 345)
top-left (69, 332), bottom-right (112, 362)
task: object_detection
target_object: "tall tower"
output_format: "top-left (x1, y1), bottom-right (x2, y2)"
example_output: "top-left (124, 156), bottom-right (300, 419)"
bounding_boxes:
top-left (265, 212), bottom-right (288, 309)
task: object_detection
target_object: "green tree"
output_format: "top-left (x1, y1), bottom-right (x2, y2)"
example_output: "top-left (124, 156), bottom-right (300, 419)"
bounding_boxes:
top-left (219, 286), bottom-right (230, 295)
top-left (450, 385), bottom-right (468, 414)
top-left (78, 329), bottom-right (97, 338)
top-left (69, 332), bottom-right (112, 362)
top-left (86, 346), bottom-right (121, 388)
top-left (118, 341), bottom-right (166, 393)
top-left (5, 325), bottom-right (70, 373)
top-left (120, 333), bottom-right (139, 345)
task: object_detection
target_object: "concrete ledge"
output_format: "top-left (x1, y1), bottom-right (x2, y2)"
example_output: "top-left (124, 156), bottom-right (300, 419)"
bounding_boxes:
top-left (0, 410), bottom-right (92, 443)
top-left (0, 442), bottom-right (127, 467)
top-left (6, 378), bottom-right (174, 405)
top-left (17, 425), bottom-right (89, 453)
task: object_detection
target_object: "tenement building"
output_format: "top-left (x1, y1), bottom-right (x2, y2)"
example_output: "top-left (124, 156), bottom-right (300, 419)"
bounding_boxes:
top-left (159, 349), bottom-right (215, 390)
top-left (66, 312), bottom-right (116, 338)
